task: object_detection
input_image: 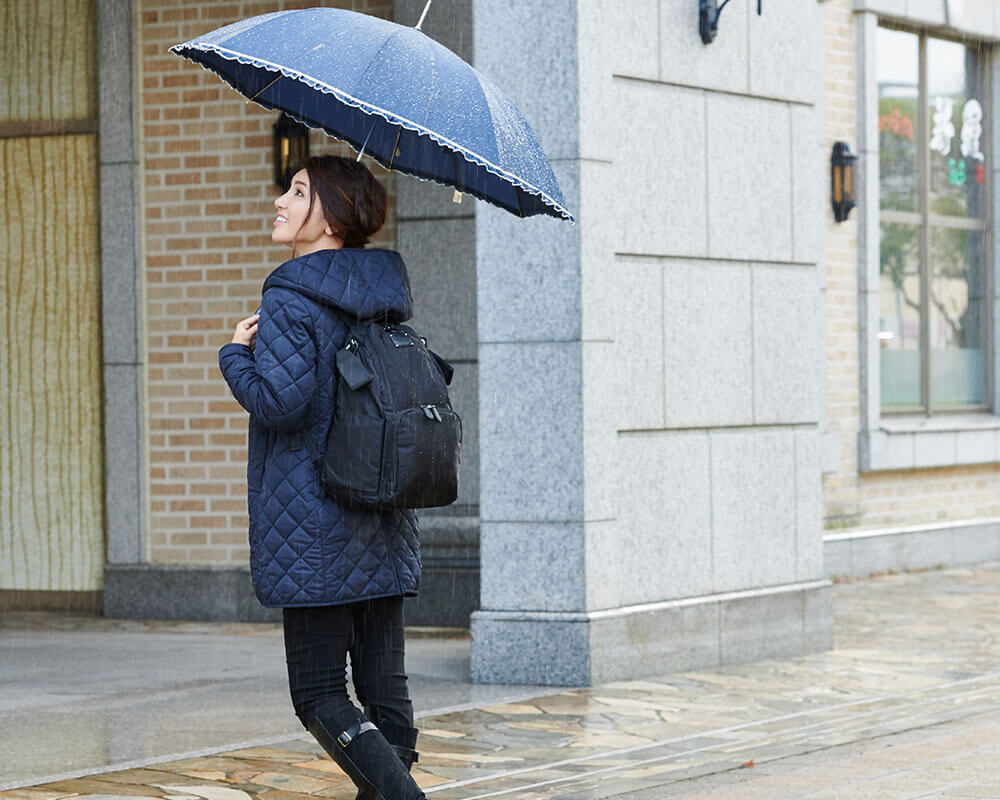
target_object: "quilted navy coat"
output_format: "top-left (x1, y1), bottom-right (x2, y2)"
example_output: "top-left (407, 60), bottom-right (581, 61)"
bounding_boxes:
top-left (219, 248), bottom-right (421, 608)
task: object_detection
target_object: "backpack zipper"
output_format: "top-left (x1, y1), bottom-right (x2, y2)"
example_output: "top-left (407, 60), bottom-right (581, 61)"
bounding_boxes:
top-left (421, 404), bottom-right (443, 422)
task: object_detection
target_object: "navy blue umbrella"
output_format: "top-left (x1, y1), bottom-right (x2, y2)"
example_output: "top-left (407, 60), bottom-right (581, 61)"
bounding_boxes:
top-left (171, 6), bottom-right (573, 222)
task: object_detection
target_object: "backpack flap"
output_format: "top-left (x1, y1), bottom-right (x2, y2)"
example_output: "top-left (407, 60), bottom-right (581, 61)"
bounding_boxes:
top-left (430, 350), bottom-right (454, 386)
top-left (335, 342), bottom-right (374, 390)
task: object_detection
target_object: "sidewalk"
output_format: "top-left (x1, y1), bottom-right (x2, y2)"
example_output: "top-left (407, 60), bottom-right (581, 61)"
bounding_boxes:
top-left (3, 563), bottom-right (999, 799)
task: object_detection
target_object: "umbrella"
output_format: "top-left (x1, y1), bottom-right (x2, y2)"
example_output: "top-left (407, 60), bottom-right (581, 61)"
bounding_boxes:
top-left (170, 5), bottom-right (574, 222)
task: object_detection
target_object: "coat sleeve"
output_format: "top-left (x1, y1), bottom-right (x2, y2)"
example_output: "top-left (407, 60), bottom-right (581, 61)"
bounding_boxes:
top-left (219, 290), bottom-right (317, 432)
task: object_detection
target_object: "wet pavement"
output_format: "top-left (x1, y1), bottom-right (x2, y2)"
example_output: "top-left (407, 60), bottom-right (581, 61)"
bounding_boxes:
top-left (2, 563), bottom-right (999, 799)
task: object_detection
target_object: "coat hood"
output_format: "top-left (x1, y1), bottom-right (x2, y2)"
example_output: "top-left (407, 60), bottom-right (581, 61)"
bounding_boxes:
top-left (263, 248), bottom-right (413, 322)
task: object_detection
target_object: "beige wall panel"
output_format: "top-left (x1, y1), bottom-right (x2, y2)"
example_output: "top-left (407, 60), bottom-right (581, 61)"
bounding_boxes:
top-left (0, 0), bottom-right (97, 123)
top-left (1, 134), bottom-right (104, 590)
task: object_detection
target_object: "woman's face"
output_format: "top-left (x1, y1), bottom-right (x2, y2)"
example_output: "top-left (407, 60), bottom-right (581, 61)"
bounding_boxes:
top-left (272, 169), bottom-right (340, 254)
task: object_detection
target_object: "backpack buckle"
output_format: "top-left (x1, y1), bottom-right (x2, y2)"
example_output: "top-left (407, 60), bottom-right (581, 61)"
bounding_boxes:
top-left (388, 328), bottom-right (415, 348)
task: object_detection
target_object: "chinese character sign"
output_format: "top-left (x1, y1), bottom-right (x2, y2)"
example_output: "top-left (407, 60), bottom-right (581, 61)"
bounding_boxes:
top-left (931, 96), bottom-right (987, 186)
top-left (930, 97), bottom-right (955, 157)
top-left (960, 99), bottom-right (984, 162)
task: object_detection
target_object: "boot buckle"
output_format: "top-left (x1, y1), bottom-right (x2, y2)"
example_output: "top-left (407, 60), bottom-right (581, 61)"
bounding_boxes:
top-left (338, 720), bottom-right (379, 747)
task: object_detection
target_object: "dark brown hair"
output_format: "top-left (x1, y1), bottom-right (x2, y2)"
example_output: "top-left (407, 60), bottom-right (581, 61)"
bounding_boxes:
top-left (303, 155), bottom-right (386, 248)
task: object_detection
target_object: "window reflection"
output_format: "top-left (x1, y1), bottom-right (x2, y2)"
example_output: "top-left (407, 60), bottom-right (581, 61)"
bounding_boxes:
top-left (876, 26), bottom-right (988, 412)
top-left (879, 223), bottom-right (922, 409)
top-left (929, 227), bottom-right (988, 406)
top-left (927, 38), bottom-right (987, 219)
top-left (878, 28), bottom-right (918, 212)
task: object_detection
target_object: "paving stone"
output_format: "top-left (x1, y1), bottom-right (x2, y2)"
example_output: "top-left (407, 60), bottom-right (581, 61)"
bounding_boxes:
top-left (7, 566), bottom-right (1000, 799)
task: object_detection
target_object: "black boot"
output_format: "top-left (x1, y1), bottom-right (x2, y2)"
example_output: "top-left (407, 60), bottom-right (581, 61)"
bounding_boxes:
top-left (355, 719), bottom-right (420, 800)
top-left (308, 716), bottom-right (425, 800)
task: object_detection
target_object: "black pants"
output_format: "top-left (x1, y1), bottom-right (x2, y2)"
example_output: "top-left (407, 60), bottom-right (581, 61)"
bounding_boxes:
top-left (283, 596), bottom-right (414, 737)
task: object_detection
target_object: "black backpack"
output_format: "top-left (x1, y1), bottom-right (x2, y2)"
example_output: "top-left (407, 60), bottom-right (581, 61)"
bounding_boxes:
top-left (304, 315), bottom-right (462, 510)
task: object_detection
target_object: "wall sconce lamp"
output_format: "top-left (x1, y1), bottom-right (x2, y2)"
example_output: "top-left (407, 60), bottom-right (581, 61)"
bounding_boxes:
top-left (830, 141), bottom-right (857, 223)
top-left (273, 113), bottom-right (310, 190)
top-left (700, 0), bottom-right (762, 45)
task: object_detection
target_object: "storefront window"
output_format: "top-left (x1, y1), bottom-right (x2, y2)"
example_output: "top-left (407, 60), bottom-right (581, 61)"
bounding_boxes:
top-left (877, 26), bottom-right (989, 413)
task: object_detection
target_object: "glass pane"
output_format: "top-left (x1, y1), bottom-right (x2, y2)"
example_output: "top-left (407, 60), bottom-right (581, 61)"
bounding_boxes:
top-left (880, 223), bottom-right (923, 409)
top-left (929, 227), bottom-right (988, 407)
top-left (927, 37), bottom-right (988, 219)
top-left (878, 28), bottom-right (919, 212)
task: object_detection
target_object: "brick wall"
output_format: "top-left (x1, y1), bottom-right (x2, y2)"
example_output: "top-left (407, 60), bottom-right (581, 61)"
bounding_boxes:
top-left (821, 0), bottom-right (1000, 531)
top-left (141, 0), bottom-right (395, 565)
top-left (821, 0), bottom-right (863, 526)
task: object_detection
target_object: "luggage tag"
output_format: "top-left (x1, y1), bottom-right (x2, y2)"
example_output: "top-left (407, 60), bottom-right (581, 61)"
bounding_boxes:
top-left (336, 345), bottom-right (374, 390)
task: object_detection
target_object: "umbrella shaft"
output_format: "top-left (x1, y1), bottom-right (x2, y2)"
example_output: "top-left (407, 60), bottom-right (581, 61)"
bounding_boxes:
top-left (356, 121), bottom-right (377, 162)
top-left (415, 0), bottom-right (432, 30)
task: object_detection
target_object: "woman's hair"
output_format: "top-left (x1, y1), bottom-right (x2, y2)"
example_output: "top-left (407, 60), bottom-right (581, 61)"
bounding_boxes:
top-left (303, 155), bottom-right (387, 248)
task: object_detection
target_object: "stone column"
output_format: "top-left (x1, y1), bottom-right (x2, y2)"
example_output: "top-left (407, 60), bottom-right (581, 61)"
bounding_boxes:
top-left (98, 0), bottom-right (148, 578)
top-left (394, 0), bottom-right (480, 627)
top-left (470, 0), bottom-right (590, 685)
top-left (471, 0), bottom-right (832, 686)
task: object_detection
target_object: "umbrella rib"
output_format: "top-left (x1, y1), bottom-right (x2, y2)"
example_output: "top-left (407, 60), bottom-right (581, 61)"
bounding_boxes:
top-left (246, 74), bottom-right (281, 103)
top-left (352, 28), bottom-right (408, 96)
top-left (387, 126), bottom-right (403, 170)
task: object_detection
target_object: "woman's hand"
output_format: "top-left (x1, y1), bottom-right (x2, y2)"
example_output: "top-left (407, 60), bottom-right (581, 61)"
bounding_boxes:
top-left (232, 314), bottom-right (259, 349)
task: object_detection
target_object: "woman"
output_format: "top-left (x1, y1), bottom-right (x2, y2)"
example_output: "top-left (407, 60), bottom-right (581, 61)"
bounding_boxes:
top-left (219, 155), bottom-right (425, 800)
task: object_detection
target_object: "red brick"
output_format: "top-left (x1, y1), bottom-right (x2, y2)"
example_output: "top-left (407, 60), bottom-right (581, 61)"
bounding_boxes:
top-left (185, 187), bottom-right (223, 200)
top-left (163, 73), bottom-right (200, 89)
top-left (201, 4), bottom-right (241, 20)
top-left (226, 218), bottom-right (265, 232)
top-left (184, 219), bottom-right (224, 234)
top-left (188, 317), bottom-right (226, 331)
top-left (151, 483), bottom-right (187, 496)
top-left (168, 334), bottom-right (206, 347)
top-left (165, 138), bottom-right (204, 153)
top-left (145, 123), bottom-right (182, 137)
top-left (185, 252), bottom-right (225, 266)
top-left (164, 203), bottom-right (204, 218)
top-left (148, 255), bottom-right (183, 268)
top-left (165, 172), bottom-right (203, 186)
top-left (190, 417), bottom-right (226, 430)
top-left (184, 155), bottom-right (221, 169)
top-left (226, 249), bottom-right (270, 265)
top-left (182, 88), bottom-right (222, 103)
top-left (204, 268), bottom-right (245, 281)
top-left (182, 121), bottom-right (223, 136)
top-left (162, 7), bottom-right (199, 22)
top-left (146, 90), bottom-right (181, 105)
top-left (205, 202), bottom-right (242, 216)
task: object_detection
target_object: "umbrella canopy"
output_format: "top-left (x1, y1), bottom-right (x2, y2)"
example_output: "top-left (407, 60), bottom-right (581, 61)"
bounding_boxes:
top-left (170, 7), bottom-right (573, 222)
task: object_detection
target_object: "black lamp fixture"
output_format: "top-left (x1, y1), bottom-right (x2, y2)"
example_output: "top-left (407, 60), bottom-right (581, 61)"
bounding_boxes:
top-left (830, 141), bottom-right (857, 223)
top-left (273, 113), bottom-right (310, 190)
top-left (700, 0), bottom-right (763, 45)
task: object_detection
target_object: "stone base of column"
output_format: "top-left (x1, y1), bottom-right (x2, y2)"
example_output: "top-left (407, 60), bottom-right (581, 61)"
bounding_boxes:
top-left (471, 580), bottom-right (833, 686)
top-left (103, 564), bottom-right (280, 622)
top-left (399, 515), bottom-right (479, 628)
top-left (104, 515), bottom-right (480, 625)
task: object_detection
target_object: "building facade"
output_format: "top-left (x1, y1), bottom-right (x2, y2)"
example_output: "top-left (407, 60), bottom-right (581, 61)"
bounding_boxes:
top-left (821, 0), bottom-right (1000, 575)
top-left (1, 0), bottom-right (998, 685)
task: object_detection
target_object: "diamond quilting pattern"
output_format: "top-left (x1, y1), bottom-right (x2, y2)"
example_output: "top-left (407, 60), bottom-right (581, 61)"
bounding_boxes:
top-left (220, 248), bottom-right (421, 608)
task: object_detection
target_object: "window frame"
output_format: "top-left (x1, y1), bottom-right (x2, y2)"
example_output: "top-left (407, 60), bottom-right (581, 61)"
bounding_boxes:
top-left (857, 11), bottom-right (1000, 471)
top-left (877, 23), bottom-right (992, 416)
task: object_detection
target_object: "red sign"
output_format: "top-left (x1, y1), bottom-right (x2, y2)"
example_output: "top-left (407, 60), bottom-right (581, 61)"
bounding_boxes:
top-left (880, 108), bottom-right (914, 140)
